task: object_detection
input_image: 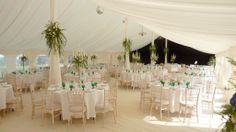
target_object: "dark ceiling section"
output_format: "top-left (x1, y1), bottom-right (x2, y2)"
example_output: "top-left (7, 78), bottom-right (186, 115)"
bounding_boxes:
top-left (132, 37), bottom-right (214, 65)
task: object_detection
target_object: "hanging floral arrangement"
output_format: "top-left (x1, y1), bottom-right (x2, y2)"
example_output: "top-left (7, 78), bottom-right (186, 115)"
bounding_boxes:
top-left (42, 21), bottom-right (67, 56)
top-left (20, 55), bottom-right (28, 71)
top-left (170, 53), bottom-right (176, 63)
top-left (151, 53), bottom-right (159, 63)
top-left (123, 38), bottom-right (132, 52)
top-left (132, 52), bottom-right (141, 63)
top-left (150, 45), bottom-right (158, 64)
top-left (164, 48), bottom-right (169, 55)
top-left (149, 45), bottom-right (156, 53)
top-left (208, 56), bottom-right (216, 66)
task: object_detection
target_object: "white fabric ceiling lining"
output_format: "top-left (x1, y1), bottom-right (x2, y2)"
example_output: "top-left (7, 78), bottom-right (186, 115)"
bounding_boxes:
top-left (0, 0), bottom-right (28, 38)
top-left (6, 0), bottom-right (45, 48)
top-left (97, 1), bottom-right (236, 35)
top-left (0, 0), bottom-right (50, 51)
top-left (60, 0), bottom-right (154, 52)
top-left (94, 0), bottom-right (236, 54)
top-left (0, 0), bottom-right (155, 52)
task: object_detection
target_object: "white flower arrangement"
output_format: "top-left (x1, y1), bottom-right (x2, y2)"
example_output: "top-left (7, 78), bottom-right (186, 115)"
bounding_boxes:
top-left (132, 52), bottom-right (141, 63)
top-left (170, 53), bottom-right (176, 63)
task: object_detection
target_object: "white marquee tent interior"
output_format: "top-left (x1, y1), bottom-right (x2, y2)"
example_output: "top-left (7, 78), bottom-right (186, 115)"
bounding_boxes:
top-left (0, 0), bottom-right (236, 132)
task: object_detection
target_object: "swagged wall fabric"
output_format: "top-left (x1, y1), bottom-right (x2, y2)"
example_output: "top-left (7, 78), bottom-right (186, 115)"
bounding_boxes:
top-left (0, 0), bottom-right (155, 52)
top-left (95, 0), bottom-right (236, 54)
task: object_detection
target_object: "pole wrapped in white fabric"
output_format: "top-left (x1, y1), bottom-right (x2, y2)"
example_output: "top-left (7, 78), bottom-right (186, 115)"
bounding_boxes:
top-left (48, 0), bottom-right (62, 86)
top-left (164, 39), bottom-right (168, 64)
top-left (124, 18), bottom-right (130, 70)
top-left (125, 50), bottom-right (130, 70)
top-left (49, 49), bottom-right (62, 86)
top-left (150, 33), bottom-right (155, 65)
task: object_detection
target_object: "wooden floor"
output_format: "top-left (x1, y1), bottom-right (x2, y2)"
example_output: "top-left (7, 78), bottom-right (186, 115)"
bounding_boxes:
top-left (0, 78), bottom-right (222, 132)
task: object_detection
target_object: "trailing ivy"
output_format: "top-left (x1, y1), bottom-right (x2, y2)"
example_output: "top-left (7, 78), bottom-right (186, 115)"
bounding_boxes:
top-left (42, 21), bottom-right (67, 56)
top-left (123, 38), bottom-right (132, 52)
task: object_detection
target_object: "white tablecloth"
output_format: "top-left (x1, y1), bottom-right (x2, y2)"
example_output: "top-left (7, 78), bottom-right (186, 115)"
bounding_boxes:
top-left (53, 83), bottom-right (109, 120)
top-left (150, 83), bottom-right (184, 113)
top-left (0, 84), bottom-right (15, 110)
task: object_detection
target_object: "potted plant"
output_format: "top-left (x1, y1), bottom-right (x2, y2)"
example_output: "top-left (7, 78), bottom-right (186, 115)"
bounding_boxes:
top-left (42, 21), bottom-right (67, 56)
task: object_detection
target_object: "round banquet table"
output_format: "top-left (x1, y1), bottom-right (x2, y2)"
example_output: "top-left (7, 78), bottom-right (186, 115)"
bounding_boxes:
top-left (51, 83), bottom-right (109, 120)
top-left (0, 83), bottom-right (15, 110)
top-left (150, 82), bottom-right (185, 113)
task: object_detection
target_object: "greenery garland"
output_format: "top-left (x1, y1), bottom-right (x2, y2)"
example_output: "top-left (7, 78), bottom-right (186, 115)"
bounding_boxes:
top-left (42, 21), bottom-right (67, 56)
top-left (123, 38), bottom-right (132, 52)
